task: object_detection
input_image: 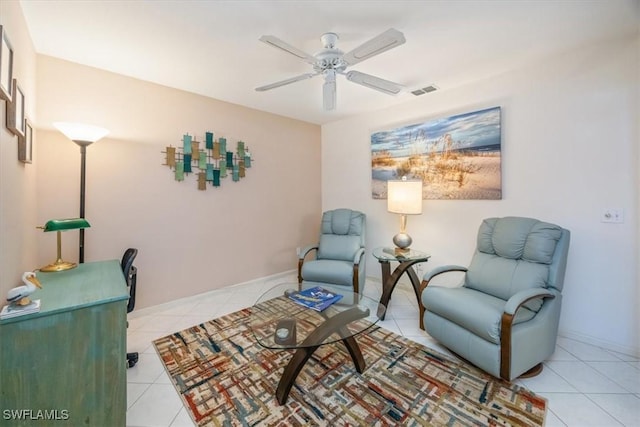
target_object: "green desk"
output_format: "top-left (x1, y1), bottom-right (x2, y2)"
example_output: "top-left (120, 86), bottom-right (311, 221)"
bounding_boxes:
top-left (0, 260), bottom-right (128, 426)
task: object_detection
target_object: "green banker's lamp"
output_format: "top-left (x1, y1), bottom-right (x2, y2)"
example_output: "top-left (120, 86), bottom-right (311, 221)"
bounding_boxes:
top-left (38, 218), bottom-right (91, 272)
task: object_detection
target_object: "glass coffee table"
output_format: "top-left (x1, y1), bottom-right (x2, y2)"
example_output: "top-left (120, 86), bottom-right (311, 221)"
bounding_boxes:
top-left (249, 283), bottom-right (386, 405)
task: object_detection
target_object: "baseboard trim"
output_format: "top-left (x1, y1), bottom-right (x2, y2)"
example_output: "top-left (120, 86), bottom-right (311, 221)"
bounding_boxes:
top-left (130, 272), bottom-right (639, 358)
top-left (128, 269), bottom-right (297, 319)
top-left (558, 328), bottom-right (639, 358)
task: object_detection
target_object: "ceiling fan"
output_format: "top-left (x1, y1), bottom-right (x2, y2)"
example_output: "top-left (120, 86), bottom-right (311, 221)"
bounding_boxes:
top-left (255, 28), bottom-right (406, 111)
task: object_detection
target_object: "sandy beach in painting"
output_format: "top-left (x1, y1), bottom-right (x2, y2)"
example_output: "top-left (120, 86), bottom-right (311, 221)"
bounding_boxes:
top-left (372, 151), bottom-right (501, 200)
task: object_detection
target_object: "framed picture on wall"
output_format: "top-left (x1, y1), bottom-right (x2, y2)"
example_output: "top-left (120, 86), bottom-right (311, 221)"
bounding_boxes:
top-left (0, 25), bottom-right (14, 102)
top-left (370, 106), bottom-right (502, 200)
top-left (18, 118), bottom-right (33, 163)
top-left (6, 79), bottom-right (25, 137)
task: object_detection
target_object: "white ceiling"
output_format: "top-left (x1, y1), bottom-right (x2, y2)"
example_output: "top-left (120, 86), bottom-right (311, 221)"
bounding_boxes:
top-left (19, 0), bottom-right (639, 125)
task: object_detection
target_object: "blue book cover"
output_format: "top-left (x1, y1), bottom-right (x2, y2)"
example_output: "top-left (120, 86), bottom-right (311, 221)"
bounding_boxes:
top-left (287, 287), bottom-right (343, 311)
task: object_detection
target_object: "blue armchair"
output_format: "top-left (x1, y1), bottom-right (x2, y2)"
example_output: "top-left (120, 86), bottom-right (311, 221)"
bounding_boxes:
top-left (420, 217), bottom-right (570, 381)
top-left (298, 209), bottom-right (366, 294)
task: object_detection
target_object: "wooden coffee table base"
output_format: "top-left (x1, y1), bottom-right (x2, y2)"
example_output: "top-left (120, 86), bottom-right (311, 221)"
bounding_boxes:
top-left (276, 306), bottom-right (368, 405)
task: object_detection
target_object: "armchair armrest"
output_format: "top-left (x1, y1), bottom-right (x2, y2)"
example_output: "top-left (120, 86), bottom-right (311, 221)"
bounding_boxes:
top-left (418, 265), bottom-right (467, 331)
top-left (352, 247), bottom-right (365, 265)
top-left (500, 288), bottom-right (556, 379)
top-left (298, 244), bottom-right (318, 260)
top-left (351, 247), bottom-right (366, 294)
top-left (422, 265), bottom-right (468, 283)
top-left (504, 288), bottom-right (555, 316)
top-left (298, 244), bottom-right (318, 285)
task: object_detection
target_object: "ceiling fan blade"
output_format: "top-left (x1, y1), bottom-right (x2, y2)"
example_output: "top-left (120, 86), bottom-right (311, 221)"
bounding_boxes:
top-left (323, 72), bottom-right (336, 111)
top-left (259, 35), bottom-right (316, 65)
top-left (255, 72), bottom-right (319, 92)
top-left (345, 71), bottom-right (403, 95)
top-left (343, 29), bottom-right (406, 66)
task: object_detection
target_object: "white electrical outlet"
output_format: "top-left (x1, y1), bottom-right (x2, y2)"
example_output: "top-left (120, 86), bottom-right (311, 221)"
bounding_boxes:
top-left (296, 247), bottom-right (301, 256)
top-left (601, 208), bottom-right (624, 223)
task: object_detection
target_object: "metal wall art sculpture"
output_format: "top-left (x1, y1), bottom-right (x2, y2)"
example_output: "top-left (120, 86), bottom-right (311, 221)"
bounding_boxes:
top-left (162, 132), bottom-right (253, 191)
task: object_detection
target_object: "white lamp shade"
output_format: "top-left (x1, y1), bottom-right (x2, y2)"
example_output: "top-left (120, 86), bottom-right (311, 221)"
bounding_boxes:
top-left (387, 179), bottom-right (423, 214)
top-left (53, 122), bottom-right (109, 143)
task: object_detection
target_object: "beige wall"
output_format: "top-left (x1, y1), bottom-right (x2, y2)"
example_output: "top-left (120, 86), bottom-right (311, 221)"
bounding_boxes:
top-left (0, 1), bottom-right (38, 300)
top-left (35, 56), bottom-right (321, 308)
top-left (323, 34), bottom-right (639, 356)
top-left (4, 0), bottom-right (637, 356)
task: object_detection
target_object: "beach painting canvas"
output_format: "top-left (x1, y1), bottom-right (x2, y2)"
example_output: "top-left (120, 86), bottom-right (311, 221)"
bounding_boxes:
top-left (371, 106), bottom-right (502, 200)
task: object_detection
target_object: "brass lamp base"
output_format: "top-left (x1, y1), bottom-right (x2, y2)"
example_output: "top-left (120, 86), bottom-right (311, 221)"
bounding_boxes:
top-left (39, 230), bottom-right (79, 272)
top-left (40, 260), bottom-right (77, 272)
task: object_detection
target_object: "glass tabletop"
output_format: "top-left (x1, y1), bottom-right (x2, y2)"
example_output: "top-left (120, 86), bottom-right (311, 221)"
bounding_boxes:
top-left (372, 247), bottom-right (431, 262)
top-left (249, 283), bottom-right (386, 350)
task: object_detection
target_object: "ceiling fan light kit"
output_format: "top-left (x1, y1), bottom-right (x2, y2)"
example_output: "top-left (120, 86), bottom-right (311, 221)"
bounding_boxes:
top-left (256, 29), bottom-right (406, 111)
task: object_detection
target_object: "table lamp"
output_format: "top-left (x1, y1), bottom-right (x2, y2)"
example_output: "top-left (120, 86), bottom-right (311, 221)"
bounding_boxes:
top-left (53, 122), bottom-right (109, 263)
top-left (387, 177), bottom-right (423, 253)
top-left (39, 218), bottom-right (91, 272)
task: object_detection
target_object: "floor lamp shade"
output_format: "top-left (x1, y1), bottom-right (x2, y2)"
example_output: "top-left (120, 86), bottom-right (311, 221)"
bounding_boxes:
top-left (387, 178), bottom-right (423, 251)
top-left (53, 122), bottom-right (109, 144)
top-left (53, 122), bottom-right (108, 264)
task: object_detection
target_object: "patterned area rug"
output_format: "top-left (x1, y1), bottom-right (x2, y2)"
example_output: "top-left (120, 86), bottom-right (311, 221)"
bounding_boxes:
top-left (153, 305), bottom-right (547, 426)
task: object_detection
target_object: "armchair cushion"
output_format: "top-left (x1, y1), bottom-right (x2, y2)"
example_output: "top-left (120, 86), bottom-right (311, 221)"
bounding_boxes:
top-left (467, 217), bottom-right (564, 312)
top-left (318, 234), bottom-right (361, 262)
top-left (301, 259), bottom-right (358, 287)
top-left (478, 217), bottom-right (562, 263)
top-left (422, 286), bottom-right (536, 344)
top-left (317, 209), bottom-right (366, 262)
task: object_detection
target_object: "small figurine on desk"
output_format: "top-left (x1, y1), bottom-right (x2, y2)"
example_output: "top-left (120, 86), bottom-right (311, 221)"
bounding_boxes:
top-left (1, 272), bottom-right (43, 320)
top-left (7, 272), bottom-right (42, 306)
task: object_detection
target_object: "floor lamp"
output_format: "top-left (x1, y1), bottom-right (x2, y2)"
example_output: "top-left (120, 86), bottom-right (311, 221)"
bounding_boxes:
top-left (53, 122), bottom-right (109, 264)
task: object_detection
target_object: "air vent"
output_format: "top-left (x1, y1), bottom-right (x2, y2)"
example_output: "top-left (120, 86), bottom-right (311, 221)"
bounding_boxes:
top-left (411, 85), bottom-right (438, 96)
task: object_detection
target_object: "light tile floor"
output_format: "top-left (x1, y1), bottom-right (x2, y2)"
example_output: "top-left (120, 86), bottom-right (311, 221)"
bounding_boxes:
top-left (126, 275), bottom-right (640, 427)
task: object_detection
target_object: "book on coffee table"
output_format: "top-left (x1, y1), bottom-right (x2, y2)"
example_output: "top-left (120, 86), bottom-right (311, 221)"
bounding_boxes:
top-left (287, 287), bottom-right (343, 312)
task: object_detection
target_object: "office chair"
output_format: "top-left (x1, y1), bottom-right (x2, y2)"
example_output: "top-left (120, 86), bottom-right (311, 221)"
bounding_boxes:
top-left (121, 248), bottom-right (139, 368)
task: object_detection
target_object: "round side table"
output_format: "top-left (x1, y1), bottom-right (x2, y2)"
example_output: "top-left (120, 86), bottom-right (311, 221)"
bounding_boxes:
top-left (372, 247), bottom-right (430, 320)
